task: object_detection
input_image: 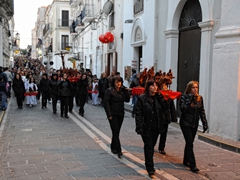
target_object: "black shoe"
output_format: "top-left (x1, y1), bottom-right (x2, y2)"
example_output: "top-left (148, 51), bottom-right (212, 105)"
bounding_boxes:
top-left (159, 150), bottom-right (166, 155)
top-left (183, 162), bottom-right (190, 167)
top-left (20, 106), bottom-right (22, 109)
top-left (118, 152), bottom-right (123, 158)
top-left (190, 167), bottom-right (199, 172)
top-left (42, 106), bottom-right (44, 109)
top-left (61, 114), bottom-right (63, 117)
top-left (65, 114), bottom-right (69, 118)
top-left (148, 171), bottom-right (155, 178)
top-left (53, 111), bottom-right (56, 114)
top-left (111, 149), bottom-right (117, 154)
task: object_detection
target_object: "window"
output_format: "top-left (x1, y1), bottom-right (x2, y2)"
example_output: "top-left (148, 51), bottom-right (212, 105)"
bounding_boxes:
top-left (61, 35), bottom-right (69, 50)
top-left (134, 0), bottom-right (143, 15)
top-left (62, 11), bottom-right (69, 27)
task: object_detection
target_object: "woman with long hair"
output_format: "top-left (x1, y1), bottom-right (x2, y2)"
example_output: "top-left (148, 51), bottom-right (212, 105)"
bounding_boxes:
top-left (76, 73), bottom-right (88, 117)
top-left (103, 76), bottom-right (130, 158)
top-left (58, 73), bottom-right (72, 118)
top-left (179, 81), bottom-right (208, 172)
top-left (12, 73), bottom-right (25, 109)
top-left (49, 73), bottom-right (59, 114)
top-left (135, 80), bottom-right (168, 178)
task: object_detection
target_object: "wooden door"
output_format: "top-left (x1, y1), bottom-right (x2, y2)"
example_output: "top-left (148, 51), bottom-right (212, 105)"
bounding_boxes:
top-left (177, 27), bottom-right (201, 94)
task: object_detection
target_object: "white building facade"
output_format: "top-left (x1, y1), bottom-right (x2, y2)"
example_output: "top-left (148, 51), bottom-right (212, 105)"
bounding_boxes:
top-left (39, 0), bottom-right (75, 70)
top-left (0, 0), bottom-right (14, 67)
top-left (123, 0), bottom-right (240, 141)
top-left (70, 0), bottom-right (123, 78)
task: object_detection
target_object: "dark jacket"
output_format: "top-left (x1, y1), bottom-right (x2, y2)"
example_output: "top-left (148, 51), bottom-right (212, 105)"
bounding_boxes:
top-left (77, 78), bottom-right (88, 95)
top-left (0, 81), bottom-right (7, 94)
top-left (129, 77), bottom-right (140, 88)
top-left (135, 93), bottom-right (168, 136)
top-left (103, 87), bottom-right (130, 117)
top-left (98, 77), bottom-right (109, 93)
top-left (162, 99), bottom-right (177, 124)
top-left (58, 80), bottom-right (72, 96)
top-left (179, 94), bottom-right (208, 128)
top-left (49, 79), bottom-right (59, 95)
top-left (12, 78), bottom-right (25, 94)
top-left (40, 78), bottom-right (50, 92)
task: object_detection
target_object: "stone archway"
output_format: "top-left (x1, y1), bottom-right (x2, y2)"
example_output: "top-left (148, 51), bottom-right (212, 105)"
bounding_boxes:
top-left (165, 0), bottom-right (214, 114)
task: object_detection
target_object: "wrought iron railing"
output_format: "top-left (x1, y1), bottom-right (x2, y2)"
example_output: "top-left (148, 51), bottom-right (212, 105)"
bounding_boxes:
top-left (82, 4), bottom-right (94, 19)
top-left (59, 43), bottom-right (72, 51)
top-left (58, 19), bottom-right (72, 27)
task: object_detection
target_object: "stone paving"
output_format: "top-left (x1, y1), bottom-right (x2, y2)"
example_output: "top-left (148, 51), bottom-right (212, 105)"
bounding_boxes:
top-left (0, 97), bottom-right (240, 180)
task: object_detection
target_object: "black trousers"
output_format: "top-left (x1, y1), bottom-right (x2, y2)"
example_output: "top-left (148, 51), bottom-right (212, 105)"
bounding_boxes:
top-left (141, 128), bottom-right (159, 173)
top-left (69, 96), bottom-right (74, 112)
top-left (99, 92), bottom-right (105, 103)
top-left (79, 95), bottom-right (87, 114)
top-left (60, 96), bottom-right (69, 115)
top-left (51, 94), bottom-right (58, 112)
top-left (36, 85), bottom-right (40, 100)
top-left (15, 92), bottom-right (23, 107)
top-left (41, 91), bottom-right (48, 107)
top-left (158, 124), bottom-right (169, 151)
top-left (180, 125), bottom-right (198, 168)
top-left (108, 115), bottom-right (124, 153)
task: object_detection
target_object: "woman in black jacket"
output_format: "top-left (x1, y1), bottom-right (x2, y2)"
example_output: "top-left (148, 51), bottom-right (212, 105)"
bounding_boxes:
top-left (76, 73), bottom-right (88, 117)
top-left (98, 72), bottom-right (109, 105)
top-left (39, 73), bottom-right (50, 109)
top-left (49, 73), bottom-right (58, 114)
top-left (179, 81), bottom-right (208, 173)
top-left (135, 80), bottom-right (167, 177)
top-left (58, 73), bottom-right (72, 118)
top-left (103, 76), bottom-right (130, 158)
top-left (12, 73), bottom-right (25, 109)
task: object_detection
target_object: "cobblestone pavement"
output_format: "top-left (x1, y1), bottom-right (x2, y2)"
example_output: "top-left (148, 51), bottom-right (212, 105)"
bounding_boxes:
top-left (0, 97), bottom-right (240, 180)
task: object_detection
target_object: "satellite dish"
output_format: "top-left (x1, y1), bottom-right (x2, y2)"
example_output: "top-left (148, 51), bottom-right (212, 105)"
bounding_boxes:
top-left (103, 1), bottom-right (113, 16)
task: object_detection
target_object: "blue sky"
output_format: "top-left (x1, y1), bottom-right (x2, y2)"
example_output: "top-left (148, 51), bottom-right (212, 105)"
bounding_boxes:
top-left (14, 0), bottom-right (53, 48)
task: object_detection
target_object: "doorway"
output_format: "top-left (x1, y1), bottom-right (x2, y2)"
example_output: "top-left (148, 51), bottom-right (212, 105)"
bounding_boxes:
top-left (133, 46), bottom-right (142, 73)
top-left (177, 0), bottom-right (202, 116)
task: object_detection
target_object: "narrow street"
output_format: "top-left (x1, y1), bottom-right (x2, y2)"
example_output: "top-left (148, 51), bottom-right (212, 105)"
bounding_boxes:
top-left (0, 97), bottom-right (240, 180)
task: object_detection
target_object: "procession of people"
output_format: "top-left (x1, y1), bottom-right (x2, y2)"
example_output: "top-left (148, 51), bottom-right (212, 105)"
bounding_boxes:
top-left (1, 57), bottom-right (208, 178)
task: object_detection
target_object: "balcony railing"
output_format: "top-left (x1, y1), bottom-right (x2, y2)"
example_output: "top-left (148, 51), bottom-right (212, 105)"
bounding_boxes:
top-left (58, 43), bottom-right (72, 51)
top-left (58, 19), bottom-right (72, 28)
top-left (43, 23), bottom-right (52, 36)
top-left (134, 0), bottom-right (144, 15)
top-left (81, 4), bottom-right (94, 23)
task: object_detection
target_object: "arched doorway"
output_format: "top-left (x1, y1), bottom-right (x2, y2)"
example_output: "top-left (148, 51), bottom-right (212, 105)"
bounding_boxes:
top-left (177, 0), bottom-right (202, 94)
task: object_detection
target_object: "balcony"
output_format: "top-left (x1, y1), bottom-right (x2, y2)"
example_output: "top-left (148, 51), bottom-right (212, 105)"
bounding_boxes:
top-left (43, 23), bottom-right (52, 37)
top-left (81, 4), bottom-right (94, 23)
top-left (0, 0), bottom-right (14, 18)
top-left (58, 43), bottom-right (72, 51)
top-left (58, 19), bottom-right (72, 28)
top-left (74, 17), bottom-right (85, 32)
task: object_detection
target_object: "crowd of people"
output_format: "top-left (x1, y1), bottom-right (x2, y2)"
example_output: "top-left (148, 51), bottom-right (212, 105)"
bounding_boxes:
top-left (0, 57), bottom-right (209, 178)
